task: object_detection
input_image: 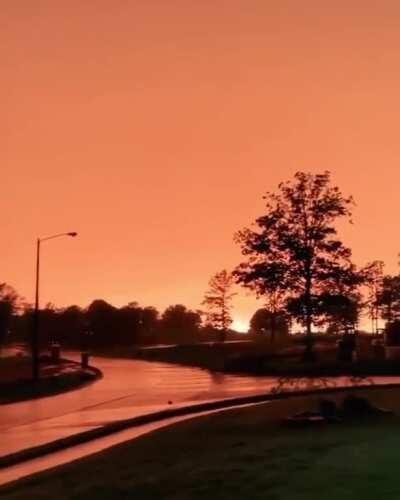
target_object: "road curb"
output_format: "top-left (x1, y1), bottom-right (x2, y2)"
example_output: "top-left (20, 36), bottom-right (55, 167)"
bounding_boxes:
top-left (2, 381), bottom-right (400, 469)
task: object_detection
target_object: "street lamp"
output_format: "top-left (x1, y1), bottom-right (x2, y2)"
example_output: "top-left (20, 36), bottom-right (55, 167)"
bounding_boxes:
top-left (32, 232), bottom-right (78, 381)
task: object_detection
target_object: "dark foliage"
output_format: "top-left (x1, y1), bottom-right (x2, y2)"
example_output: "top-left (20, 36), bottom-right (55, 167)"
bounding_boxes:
top-left (384, 320), bottom-right (400, 346)
top-left (0, 283), bottom-right (22, 346)
top-left (235, 171), bottom-right (363, 354)
top-left (159, 305), bottom-right (202, 344)
top-left (249, 308), bottom-right (289, 342)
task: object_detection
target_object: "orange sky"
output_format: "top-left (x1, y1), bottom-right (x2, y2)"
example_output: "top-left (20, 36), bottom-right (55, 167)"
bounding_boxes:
top-left (3, 1), bottom-right (400, 331)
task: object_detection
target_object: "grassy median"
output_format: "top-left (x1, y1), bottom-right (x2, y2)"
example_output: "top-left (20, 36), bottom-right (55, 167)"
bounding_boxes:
top-left (2, 397), bottom-right (400, 500)
top-left (0, 356), bottom-right (101, 404)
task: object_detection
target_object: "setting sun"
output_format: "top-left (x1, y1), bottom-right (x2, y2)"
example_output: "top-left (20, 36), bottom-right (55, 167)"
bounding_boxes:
top-left (231, 319), bottom-right (249, 334)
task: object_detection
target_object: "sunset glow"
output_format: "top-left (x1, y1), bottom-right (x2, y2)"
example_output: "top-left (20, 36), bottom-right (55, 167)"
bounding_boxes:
top-left (231, 319), bottom-right (249, 334)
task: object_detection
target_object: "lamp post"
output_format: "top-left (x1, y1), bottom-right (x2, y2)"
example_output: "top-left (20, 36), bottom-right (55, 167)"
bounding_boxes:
top-left (32, 232), bottom-right (78, 381)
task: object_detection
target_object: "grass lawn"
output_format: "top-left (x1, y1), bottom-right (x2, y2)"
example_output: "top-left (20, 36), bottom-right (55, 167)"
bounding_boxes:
top-left (3, 399), bottom-right (400, 500)
top-left (0, 356), bottom-right (36, 383)
top-left (0, 356), bottom-right (100, 404)
top-left (0, 355), bottom-right (79, 383)
top-left (135, 340), bottom-right (279, 371)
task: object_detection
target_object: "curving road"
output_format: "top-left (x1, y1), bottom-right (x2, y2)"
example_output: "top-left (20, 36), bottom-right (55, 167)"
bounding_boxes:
top-left (2, 353), bottom-right (399, 459)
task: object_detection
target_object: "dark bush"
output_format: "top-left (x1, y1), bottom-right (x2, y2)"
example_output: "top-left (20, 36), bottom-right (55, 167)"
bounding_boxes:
top-left (385, 320), bottom-right (400, 346)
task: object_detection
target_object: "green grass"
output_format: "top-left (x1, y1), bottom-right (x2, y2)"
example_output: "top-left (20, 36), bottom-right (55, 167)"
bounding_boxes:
top-left (3, 401), bottom-right (400, 500)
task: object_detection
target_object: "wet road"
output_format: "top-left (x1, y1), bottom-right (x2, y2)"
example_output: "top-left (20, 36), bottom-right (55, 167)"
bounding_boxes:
top-left (2, 354), bottom-right (399, 458)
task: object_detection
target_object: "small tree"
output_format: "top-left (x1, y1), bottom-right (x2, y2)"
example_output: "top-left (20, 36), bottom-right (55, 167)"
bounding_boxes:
top-left (363, 260), bottom-right (384, 333)
top-left (160, 305), bottom-right (202, 344)
top-left (0, 283), bottom-right (22, 347)
top-left (202, 270), bottom-right (236, 342)
top-left (316, 292), bottom-right (361, 334)
top-left (86, 300), bottom-right (118, 349)
top-left (249, 308), bottom-right (289, 342)
top-left (235, 171), bottom-right (360, 359)
top-left (377, 274), bottom-right (400, 323)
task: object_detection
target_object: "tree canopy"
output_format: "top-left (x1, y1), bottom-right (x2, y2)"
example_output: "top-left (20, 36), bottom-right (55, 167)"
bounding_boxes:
top-left (0, 283), bottom-right (22, 346)
top-left (249, 308), bottom-right (289, 341)
top-left (235, 171), bottom-right (363, 350)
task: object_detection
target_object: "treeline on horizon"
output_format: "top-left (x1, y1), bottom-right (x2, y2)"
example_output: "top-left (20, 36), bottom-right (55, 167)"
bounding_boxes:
top-left (5, 300), bottom-right (239, 349)
top-left (2, 171), bottom-right (400, 352)
top-left (0, 281), bottom-right (290, 350)
top-left (0, 288), bottom-right (290, 351)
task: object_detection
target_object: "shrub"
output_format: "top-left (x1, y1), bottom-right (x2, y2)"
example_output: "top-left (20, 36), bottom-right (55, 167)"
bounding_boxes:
top-left (385, 320), bottom-right (400, 346)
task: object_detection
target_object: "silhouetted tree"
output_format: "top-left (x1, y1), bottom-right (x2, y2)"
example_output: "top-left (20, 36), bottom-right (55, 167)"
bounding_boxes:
top-left (249, 308), bottom-right (289, 341)
top-left (116, 303), bottom-right (143, 346)
top-left (38, 303), bottom-right (61, 346)
top-left (311, 260), bottom-right (364, 333)
top-left (0, 283), bottom-right (22, 346)
top-left (160, 304), bottom-right (201, 344)
top-left (57, 305), bottom-right (86, 347)
top-left (235, 171), bottom-right (359, 360)
top-left (362, 260), bottom-right (385, 333)
top-left (377, 274), bottom-right (400, 323)
top-left (202, 270), bottom-right (236, 342)
top-left (139, 306), bottom-right (159, 344)
top-left (5, 287), bottom-right (209, 350)
top-left (314, 292), bottom-right (360, 334)
top-left (86, 299), bottom-right (118, 348)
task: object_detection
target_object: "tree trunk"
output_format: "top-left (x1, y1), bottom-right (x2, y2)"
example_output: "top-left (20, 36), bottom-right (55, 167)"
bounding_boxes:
top-left (221, 306), bottom-right (226, 343)
top-left (220, 328), bottom-right (226, 343)
top-left (303, 265), bottom-right (315, 362)
top-left (270, 313), bottom-right (276, 345)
